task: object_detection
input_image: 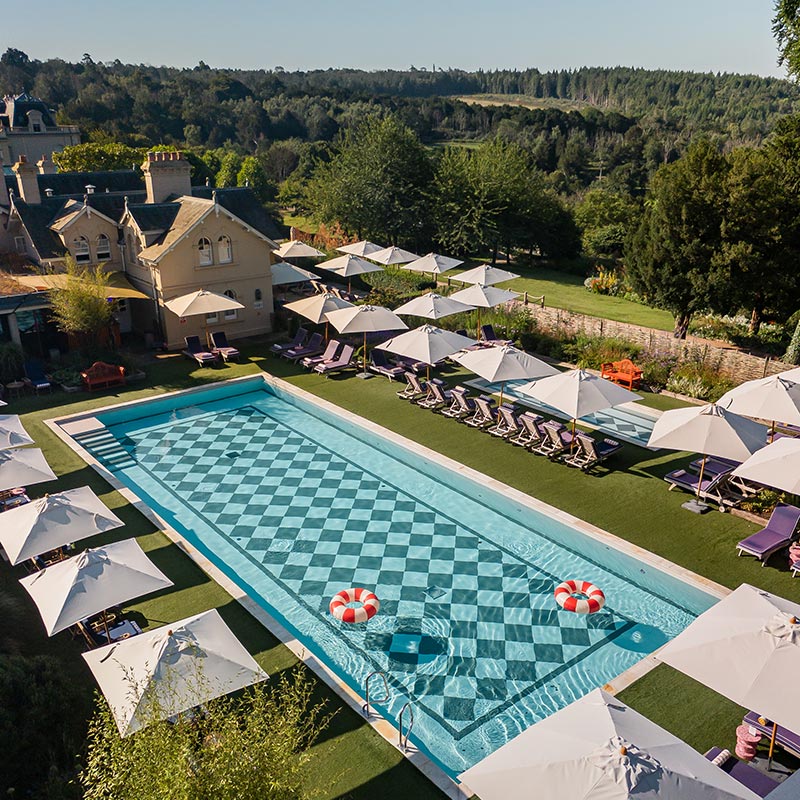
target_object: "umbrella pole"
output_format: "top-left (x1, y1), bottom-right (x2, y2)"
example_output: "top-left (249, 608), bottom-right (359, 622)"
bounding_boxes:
top-left (696, 455), bottom-right (708, 500)
top-left (325, 320), bottom-right (329, 342)
top-left (570, 418), bottom-right (576, 453)
top-left (770, 420), bottom-right (775, 444)
top-left (363, 331), bottom-right (367, 376)
top-left (769, 721), bottom-right (778, 766)
top-left (101, 610), bottom-right (111, 642)
top-left (498, 381), bottom-right (505, 408)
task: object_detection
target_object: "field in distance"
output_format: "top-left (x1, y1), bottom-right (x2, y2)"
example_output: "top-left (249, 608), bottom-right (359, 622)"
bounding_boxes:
top-left (453, 93), bottom-right (597, 112)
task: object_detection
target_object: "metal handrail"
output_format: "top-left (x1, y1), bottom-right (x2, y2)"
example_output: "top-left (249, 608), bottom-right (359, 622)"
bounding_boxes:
top-left (398, 702), bottom-right (414, 750)
top-left (362, 671), bottom-right (390, 716)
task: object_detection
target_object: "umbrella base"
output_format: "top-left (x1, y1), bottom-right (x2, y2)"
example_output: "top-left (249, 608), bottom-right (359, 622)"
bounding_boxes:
top-left (356, 372), bottom-right (373, 380)
top-left (681, 499), bottom-right (711, 514)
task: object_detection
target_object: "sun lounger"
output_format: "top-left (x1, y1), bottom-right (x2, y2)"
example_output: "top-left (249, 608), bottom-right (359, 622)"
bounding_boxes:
top-left (282, 332), bottom-right (324, 362)
top-left (465, 395), bottom-right (497, 428)
top-left (182, 336), bottom-right (218, 366)
top-left (23, 360), bottom-right (52, 394)
top-left (736, 503), bottom-right (800, 564)
top-left (302, 339), bottom-right (340, 368)
top-left (743, 713), bottom-right (800, 758)
top-left (564, 432), bottom-right (623, 470)
top-left (704, 748), bottom-right (779, 798)
top-left (441, 386), bottom-right (476, 420)
top-left (488, 404), bottom-right (520, 438)
top-left (393, 355), bottom-right (427, 375)
top-left (665, 469), bottom-right (743, 510)
top-left (314, 344), bottom-right (355, 377)
top-left (370, 349), bottom-right (406, 381)
top-left (689, 456), bottom-right (738, 479)
top-left (209, 331), bottom-right (240, 362)
top-left (508, 412), bottom-right (546, 447)
top-left (418, 379), bottom-right (452, 410)
top-left (479, 324), bottom-right (512, 345)
top-left (397, 372), bottom-right (427, 401)
top-left (533, 420), bottom-right (574, 457)
top-left (271, 327), bottom-right (307, 355)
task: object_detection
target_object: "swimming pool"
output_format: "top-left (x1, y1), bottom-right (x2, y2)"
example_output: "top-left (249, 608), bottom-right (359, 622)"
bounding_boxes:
top-left (56, 376), bottom-right (715, 777)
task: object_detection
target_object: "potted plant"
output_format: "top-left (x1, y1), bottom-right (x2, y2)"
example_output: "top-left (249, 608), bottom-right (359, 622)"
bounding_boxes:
top-left (49, 367), bottom-right (82, 393)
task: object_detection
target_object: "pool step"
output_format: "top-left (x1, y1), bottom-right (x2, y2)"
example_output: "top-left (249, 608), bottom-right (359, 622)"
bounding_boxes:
top-left (73, 429), bottom-right (136, 472)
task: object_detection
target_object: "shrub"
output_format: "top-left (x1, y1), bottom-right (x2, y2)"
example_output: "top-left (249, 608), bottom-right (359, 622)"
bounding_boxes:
top-left (584, 267), bottom-right (619, 296)
top-left (741, 489), bottom-right (785, 517)
top-left (363, 266), bottom-right (434, 308)
top-left (49, 367), bottom-right (82, 387)
top-left (561, 334), bottom-right (641, 369)
top-left (0, 341), bottom-right (24, 384)
top-left (638, 351), bottom-right (678, 391)
top-left (665, 358), bottom-right (734, 401)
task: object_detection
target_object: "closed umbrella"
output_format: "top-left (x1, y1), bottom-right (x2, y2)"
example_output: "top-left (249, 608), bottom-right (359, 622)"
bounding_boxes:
top-left (402, 253), bottom-right (463, 276)
top-left (284, 292), bottom-right (354, 340)
top-left (732, 437), bottom-right (800, 495)
top-left (449, 284), bottom-right (520, 332)
top-left (460, 688), bottom-right (759, 800)
top-left (19, 538), bottom-right (173, 637)
top-left (393, 292), bottom-right (474, 320)
top-left (337, 240), bottom-right (384, 257)
top-left (658, 583), bottom-right (800, 762)
top-left (0, 448), bottom-right (57, 493)
top-left (83, 609), bottom-right (269, 736)
top-left (164, 289), bottom-right (244, 318)
top-left (456, 264), bottom-right (520, 286)
top-left (325, 304), bottom-right (407, 378)
top-left (270, 261), bottom-right (318, 286)
top-left (368, 246), bottom-right (419, 265)
top-left (718, 375), bottom-right (800, 440)
top-left (318, 254), bottom-right (383, 292)
top-left (0, 486), bottom-right (124, 565)
top-left (0, 415), bottom-right (34, 450)
top-left (380, 324), bottom-right (476, 379)
top-left (273, 240), bottom-right (325, 259)
top-left (452, 344), bottom-right (558, 406)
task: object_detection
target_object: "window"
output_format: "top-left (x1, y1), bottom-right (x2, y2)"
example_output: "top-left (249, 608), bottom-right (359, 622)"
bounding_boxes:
top-left (32, 123), bottom-right (41, 132)
top-left (73, 236), bottom-right (90, 264)
top-left (96, 234), bottom-right (111, 260)
top-left (218, 235), bottom-right (232, 264)
top-left (198, 237), bottom-right (213, 266)
top-left (14, 236), bottom-right (26, 255)
top-left (254, 288), bottom-right (263, 310)
top-left (223, 289), bottom-right (238, 321)
top-left (205, 313), bottom-right (218, 324)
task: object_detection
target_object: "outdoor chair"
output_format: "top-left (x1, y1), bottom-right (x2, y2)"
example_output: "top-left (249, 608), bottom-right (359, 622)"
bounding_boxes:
top-left (302, 339), bottom-right (340, 369)
top-left (703, 748), bottom-right (779, 798)
top-left (397, 372), bottom-right (427, 401)
top-left (393, 355), bottom-right (427, 375)
top-left (370, 349), bottom-right (406, 381)
top-left (508, 411), bottom-right (546, 448)
top-left (563, 432), bottom-right (623, 471)
top-left (441, 386), bottom-right (476, 420)
top-left (23, 360), bottom-right (52, 394)
top-left (209, 331), bottom-right (240, 362)
top-left (282, 332), bottom-right (324, 362)
top-left (309, 280), bottom-right (325, 294)
top-left (664, 469), bottom-right (743, 510)
top-left (743, 713), bottom-right (800, 759)
top-left (182, 336), bottom-right (218, 367)
top-left (488, 404), bottom-right (521, 438)
top-left (532, 420), bottom-right (574, 457)
top-left (736, 502), bottom-right (800, 564)
top-left (465, 395), bottom-right (497, 429)
top-left (479, 324), bottom-right (512, 345)
top-left (418, 379), bottom-right (452, 410)
top-left (314, 344), bottom-right (355, 377)
top-left (689, 456), bottom-right (740, 479)
top-left (270, 327), bottom-right (307, 355)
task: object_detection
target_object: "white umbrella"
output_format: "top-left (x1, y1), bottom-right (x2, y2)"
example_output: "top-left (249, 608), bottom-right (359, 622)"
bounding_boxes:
top-left (326, 304), bottom-right (408, 377)
top-left (456, 263), bottom-right (520, 286)
top-left (778, 366), bottom-right (800, 383)
top-left (270, 261), bottom-right (318, 286)
top-left (402, 252), bottom-right (463, 276)
top-left (318, 254), bottom-right (384, 292)
top-left (284, 292), bottom-right (354, 324)
top-left (337, 240), bottom-right (384, 257)
top-left (380, 325), bottom-right (476, 378)
top-left (452, 345), bottom-right (558, 406)
top-left (459, 688), bottom-right (759, 800)
top-left (658, 584), bottom-right (800, 761)
top-left (0, 415), bottom-right (34, 450)
top-left (449, 283), bottom-right (520, 331)
top-left (164, 289), bottom-right (244, 318)
top-left (19, 538), bottom-right (173, 636)
top-left (83, 609), bottom-right (269, 736)
top-left (732, 437), bottom-right (800, 495)
top-left (0, 448), bottom-right (57, 493)
top-left (718, 375), bottom-right (800, 440)
top-left (393, 292), bottom-right (475, 320)
top-left (368, 245), bottom-right (419, 265)
top-left (0, 486), bottom-right (124, 565)
top-left (273, 240), bottom-right (325, 259)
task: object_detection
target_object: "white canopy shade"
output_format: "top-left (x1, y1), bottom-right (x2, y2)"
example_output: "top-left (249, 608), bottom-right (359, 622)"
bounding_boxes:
top-left (164, 290), bottom-right (244, 318)
top-left (0, 415), bottom-right (34, 450)
top-left (336, 240), bottom-right (384, 257)
top-left (456, 264), bottom-right (520, 286)
top-left (325, 304), bottom-right (407, 335)
top-left (778, 367), bottom-right (800, 382)
top-left (273, 240), bottom-right (325, 259)
top-left (732, 437), bottom-right (800, 495)
top-left (451, 344), bottom-right (558, 384)
top-left (318, 253), bottom-right (384, 278)
top-left (517, 369), bottom-right (640, 420)
top-left (368, 245), bottom-right (419, 265)
top-left (0, 400), bottom-right (6, 407)
top-left (0, 448), bottom-right (57, 493)
top-left (402, 253), bottom-right (463, 275)
top-left (19, 538), bottom-right (174, 636)
top-left (0, 486), bottom-right (124, 565)
top-left (270, 261), bottom-right (318, 285)
top-left (380, 325), bottom-right (476, 366)
top-left (449, 283), bottom-right (520, 308)
top-left (647, 404), bottom-right (768, 461)
top-left (83, 609), bottom-right (269, 737)
top-left (459, 688), bottom-right (759, 800)
top-left (658, 584), bottom-right (800, 735)
top-left (393, 292), bottom-right (475, 320)
top-left (283, 293), bottom-right (353, 324)
top-left (718, 375), bottom-right (800, 428)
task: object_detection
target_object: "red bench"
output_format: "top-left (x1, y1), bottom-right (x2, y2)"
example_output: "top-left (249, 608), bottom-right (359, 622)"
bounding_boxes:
top-left (81, 361), bottom-right (125, 392)
top-left (600, 359), bottom-right (643, 390)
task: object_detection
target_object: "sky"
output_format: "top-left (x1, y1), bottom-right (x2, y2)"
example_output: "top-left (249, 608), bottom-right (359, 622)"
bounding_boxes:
top-left (3, 0), bottom-right (787, 78)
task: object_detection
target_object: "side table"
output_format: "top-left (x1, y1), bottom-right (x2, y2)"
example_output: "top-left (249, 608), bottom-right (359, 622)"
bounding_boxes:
top-left (735, 723), bottom-right (762, 761)
top-left (4, 381), bottom-right (24, 400)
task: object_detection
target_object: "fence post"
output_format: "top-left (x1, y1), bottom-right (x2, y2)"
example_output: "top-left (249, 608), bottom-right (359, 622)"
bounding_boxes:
top-left (763, 355), bottom-right (771, 378)
top-left (524, 291), bottom-right (528, 306)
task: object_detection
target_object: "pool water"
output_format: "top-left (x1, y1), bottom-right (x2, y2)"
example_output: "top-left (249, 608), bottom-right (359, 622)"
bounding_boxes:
top-left (64, 378), bottom-right (712, 776)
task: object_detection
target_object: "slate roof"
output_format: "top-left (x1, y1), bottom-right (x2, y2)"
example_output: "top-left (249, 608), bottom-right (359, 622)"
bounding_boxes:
top-left (125, 202), bottom-right (180, 233)
top-left (12, 199), bottom-right (68, 259)
top-left (137, 197), bottom-right (213, 262)
top-left (0, 93), bottom-right (58, 129)
top-left (37, 170), bottom-right (143, 197)
top-left (191, 187), bottom-right (283, 241)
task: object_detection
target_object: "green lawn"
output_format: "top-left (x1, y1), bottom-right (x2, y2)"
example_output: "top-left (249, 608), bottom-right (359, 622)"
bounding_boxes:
top-left (3, 347), bottom-right (793, 796)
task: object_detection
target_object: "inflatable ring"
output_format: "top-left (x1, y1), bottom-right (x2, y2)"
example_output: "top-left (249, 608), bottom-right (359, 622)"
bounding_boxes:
top-left (330, 587), bottom-right (380, 624)
top-left (554, 579), bottom-right (605, 614)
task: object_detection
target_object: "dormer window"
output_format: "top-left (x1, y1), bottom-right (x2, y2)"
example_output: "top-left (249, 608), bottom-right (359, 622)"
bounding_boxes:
top-left (73, 236), bottom-right (90, 264)
top-left (218, 235), bottom-right (232, 264)
top-left (32, 123), bottom-right (41, 132)
top-left (96, 234), bottom-right (111, 261)
top-left (198, 237), bottom-right (213, 266)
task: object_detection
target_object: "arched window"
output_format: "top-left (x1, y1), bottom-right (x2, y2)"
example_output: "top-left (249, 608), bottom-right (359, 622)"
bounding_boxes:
top-left (198, 237), bottom-right (213, 266)
top-left (73, 236), bottom-right (90, 264)
top-left (254, 288), bottom-right (263, 309)
top-left (223, 289), bottom-right (238, 321)
top-left (96, 233), bottom-right (111, 261)
top-left (218, 235), bottom-right (232, 264)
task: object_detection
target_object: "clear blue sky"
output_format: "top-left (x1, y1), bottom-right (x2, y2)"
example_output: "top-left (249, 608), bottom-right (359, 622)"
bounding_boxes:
top-left (4, 0), bottom-right (787, 78)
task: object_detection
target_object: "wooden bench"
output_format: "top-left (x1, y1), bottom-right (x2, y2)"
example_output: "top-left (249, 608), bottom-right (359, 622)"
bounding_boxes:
top-left (600, 358), bottom-right (643, 390)
top-left (81, 361), bottom-right (125, 392)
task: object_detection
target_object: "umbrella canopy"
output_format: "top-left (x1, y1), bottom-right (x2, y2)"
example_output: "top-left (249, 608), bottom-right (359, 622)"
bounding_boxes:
top-left (449, 283), bottom-right (520, 308)
top-left (0, 415), bottom-right (34, 450)
top-left (402, 252), bottom-right (463, 275)
top-left (732, 437), bottom-right (800, 495)
top-left (273, 240), bottom-right (325, 259)
top-left (283, 292), bottom-right (353, 324)
top-left (0, 448), bottom-right (57, 493)
top-left (164, 289), bottom-right (244, 318)
top-left (393, 292), bottom-right (475, 320)
top-left (83, 609), bottom-right (269, 736)
top-left (646, 403), bottom-right (768, 461)
top-left (451, 344), bottom-right (558, 384)
top-left (336, 240), bottom-right (384, 257)
top-left (326, 304), bottom-right (408, 375)
top-left (459, 688), bottom-right (759, 800)
top-left (19, 538), bottom-right (174, 636)
top-left (318, 253), bottom-right (384, 278)
top-left (718, 375), bottom-right (800, 431)
top-left (380, 325), bottom-right (476, 366)
top-left (517, 369), bottom-right (641, 420)
top-left (456, 264), bottom-right (520, 286)
top-left (368, 245), bottom-right (419, 265)
top-left (658, 584), bottom-right (800, 735)
top-left (270, 261), bottom-right (319, 286)
top-left (0, 486), bottom-right (124, 565)
top-left (778, 366), bottom-right (800, 382)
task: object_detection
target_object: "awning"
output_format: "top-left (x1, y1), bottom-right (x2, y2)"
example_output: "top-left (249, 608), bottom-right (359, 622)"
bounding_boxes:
top-left (13, 272), bottom-right (150, 300)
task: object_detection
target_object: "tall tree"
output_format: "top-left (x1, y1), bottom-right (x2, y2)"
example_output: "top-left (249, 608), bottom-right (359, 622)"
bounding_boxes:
top-left (574, 187), bottom-right (639, 258)
top-left (236, 156), bottom-right (276, 203)
top-left (774, 1), bottom-right (800, 79)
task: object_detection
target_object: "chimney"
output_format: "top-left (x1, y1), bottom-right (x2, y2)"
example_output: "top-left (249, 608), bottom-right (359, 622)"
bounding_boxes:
top-left (141, 150), bottom-right (192, 204)
top-left (85, 184), bottom-right (96, 194)
top-left (0, 150), bottom-right (8, 208)
top-left (44, 188), bottom-right (54, 197)
top-left (12, 155), bottom-right (41, 204)
top-left (37, 154), bottom-right (56, 175)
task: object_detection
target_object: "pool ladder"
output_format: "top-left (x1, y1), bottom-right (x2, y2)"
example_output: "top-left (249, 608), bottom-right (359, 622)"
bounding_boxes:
top-left (362, 672), bottom-right (414, 751)
top-left (398, 702), bottom-right (414, 751)
top-left (362, 671), bottom-right (390, 717)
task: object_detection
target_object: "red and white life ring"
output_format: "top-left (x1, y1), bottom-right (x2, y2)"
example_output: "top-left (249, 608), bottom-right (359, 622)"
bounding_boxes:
top-left (554, 579), bottom-right (605, 614)
top-left (329, 587), bottom-right (380, 623)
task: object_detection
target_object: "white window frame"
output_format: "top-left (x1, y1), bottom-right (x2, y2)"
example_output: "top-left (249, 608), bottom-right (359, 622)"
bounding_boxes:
top-left (223, 289), bottom-right (238, 321)
top-left (205, 312), bottom-right (218, 324)
top-left (198, 237), bottom-right (213, 266)
top-left (254, 288), bottom-right (263, 310)
top-left (96, 234), bottom-right (111, 261)
top-left (14, 236), bottom-right (26, 255)
top-left (73, 236), bottom-right (91, 264)
top-left (218, 235), bottom-right (233, 264)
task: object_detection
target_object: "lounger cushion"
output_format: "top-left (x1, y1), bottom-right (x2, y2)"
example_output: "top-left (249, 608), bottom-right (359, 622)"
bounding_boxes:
top-left (704, 747), bottom-right (779, 798)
